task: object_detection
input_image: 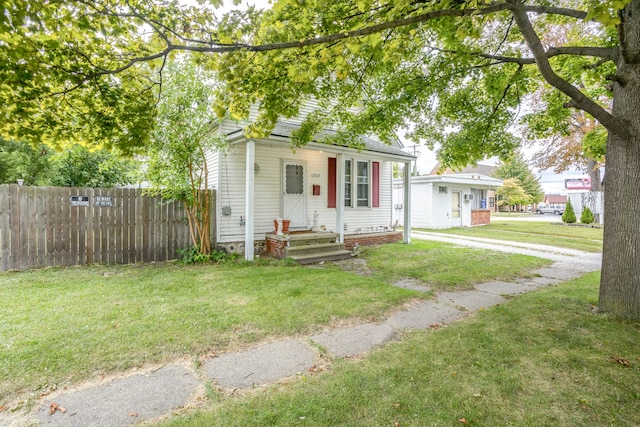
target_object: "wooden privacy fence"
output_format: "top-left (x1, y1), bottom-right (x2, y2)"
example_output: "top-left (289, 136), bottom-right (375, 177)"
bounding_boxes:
top-left (0, 185), bottom-right (216, 272)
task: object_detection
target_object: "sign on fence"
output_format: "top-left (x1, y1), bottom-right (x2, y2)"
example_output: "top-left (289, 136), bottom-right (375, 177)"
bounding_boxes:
top-left (0, 185), bottom-right (216, 272)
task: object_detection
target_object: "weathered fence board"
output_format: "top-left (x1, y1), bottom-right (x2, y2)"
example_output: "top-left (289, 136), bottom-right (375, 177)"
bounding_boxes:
top-left (0, 185), bottom-right (216, 272)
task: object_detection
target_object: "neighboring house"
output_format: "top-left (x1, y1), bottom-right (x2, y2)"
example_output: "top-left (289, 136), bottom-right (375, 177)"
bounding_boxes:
top-left (393, 173), bottom-right (503, 229)
top-left (543, 194), bottom-right (567, 207)
top-left (429, 163), bottom-right (499, 212)
top-left (206, 104), bottom-right (415, 261)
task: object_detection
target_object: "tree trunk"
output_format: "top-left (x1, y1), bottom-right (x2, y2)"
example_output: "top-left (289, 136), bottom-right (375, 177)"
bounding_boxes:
top-left (599, 129), bottom-right (640, 320)
top-left (599, 2), bottom-right (640, 320)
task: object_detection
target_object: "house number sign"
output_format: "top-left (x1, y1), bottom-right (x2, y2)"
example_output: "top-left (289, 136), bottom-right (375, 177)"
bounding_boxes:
top-left (70, 196), bottom-right (90, 206)
top-left (310, 173), bottom-right (320, 178)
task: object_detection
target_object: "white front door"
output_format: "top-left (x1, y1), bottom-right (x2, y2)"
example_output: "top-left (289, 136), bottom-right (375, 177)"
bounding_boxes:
top-left (451, 191), bottom-right (462, 227)
top-left (282, 160), bottom-right (307, 228)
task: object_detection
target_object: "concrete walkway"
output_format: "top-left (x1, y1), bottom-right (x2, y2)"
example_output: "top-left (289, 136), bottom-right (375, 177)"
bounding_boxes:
top-left (7, 235), bottom-right (601, 427)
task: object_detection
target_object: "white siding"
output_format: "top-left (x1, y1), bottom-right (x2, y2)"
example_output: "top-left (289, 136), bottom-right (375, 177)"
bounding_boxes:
top-left (430, 186), bottom-right (452, 229)
top-left (217, 140), bottom-right (396, 243)
top-left (393, 181), bottom-right (476, 229)
top-left (219, 118), bottom-right (244, 135)
top-left (410, 182), bottom-right (434, 228)
top-left (217, 144), bottom-right (248, 243)
top-left (205, 150), bottom-right (219, 190)
top-left (216, 101), bottom-right (322, 139)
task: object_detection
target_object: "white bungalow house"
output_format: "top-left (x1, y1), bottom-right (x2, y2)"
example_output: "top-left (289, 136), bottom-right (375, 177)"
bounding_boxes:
top-left (393, 173), bottom-right (503, 229)
top-left (206, 105), bottom-right (415, 262)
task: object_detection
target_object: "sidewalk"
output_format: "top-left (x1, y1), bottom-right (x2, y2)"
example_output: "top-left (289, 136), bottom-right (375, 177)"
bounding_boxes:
top-left (8, 236), bottom-right (601, 427)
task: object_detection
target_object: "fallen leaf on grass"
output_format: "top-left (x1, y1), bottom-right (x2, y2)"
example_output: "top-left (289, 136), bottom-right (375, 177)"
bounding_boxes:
top-left (429, 324), bottom-right (441, 329)
top-left (392, 403), bottom-right (401, 408)
top-left (610, 356), bottom-right (630, 366)
top-left (457, 418), bottom-right (468, 424)
top-left (394, 422), bottom-right (401, 427)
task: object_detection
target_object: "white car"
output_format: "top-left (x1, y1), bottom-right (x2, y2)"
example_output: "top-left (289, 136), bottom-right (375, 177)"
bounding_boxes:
top-left (535, 204), bottom-right (565, 215)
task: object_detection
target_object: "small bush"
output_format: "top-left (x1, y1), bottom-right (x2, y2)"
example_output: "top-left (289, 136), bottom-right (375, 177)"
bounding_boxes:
top-left (562, 200), bottom-right (577, 224)
top-left (580, 206), bottom-right (595, 224)
top-left (177, 247), bottom-right (238, 264)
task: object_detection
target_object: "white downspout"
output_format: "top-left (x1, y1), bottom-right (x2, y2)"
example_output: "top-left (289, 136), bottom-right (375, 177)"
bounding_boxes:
top-left (336, 153), bottom-right (345, 243)
top-left (403, 161), bottom-right (411, 244)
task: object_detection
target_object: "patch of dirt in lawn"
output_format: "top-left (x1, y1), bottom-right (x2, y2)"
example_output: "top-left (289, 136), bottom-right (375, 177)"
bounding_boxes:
top-left (330, 257), bottom-right (374, 276)
top-left (391, 278), bottom-right (432, 293)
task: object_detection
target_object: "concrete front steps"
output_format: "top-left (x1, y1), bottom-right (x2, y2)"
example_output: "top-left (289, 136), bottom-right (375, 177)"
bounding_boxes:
top-left (283, 232), bottom-right (352, 264)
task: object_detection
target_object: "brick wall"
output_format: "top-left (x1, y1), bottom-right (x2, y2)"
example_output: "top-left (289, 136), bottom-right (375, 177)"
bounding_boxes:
top-left (344, 231), bottom-right (403, 250)
top-left (471, 209), bottom-right (491, 226)
top-left (265, 235), bottom-right (287, 258)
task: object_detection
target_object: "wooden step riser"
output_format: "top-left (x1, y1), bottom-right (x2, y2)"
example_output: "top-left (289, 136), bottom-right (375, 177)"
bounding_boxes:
top-left (285, 243), bottom-right (346, 257)
top-left (290, 251), bottom-right (353, 265)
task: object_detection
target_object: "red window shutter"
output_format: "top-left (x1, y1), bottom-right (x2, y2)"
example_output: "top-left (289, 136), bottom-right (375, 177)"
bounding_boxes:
top-left (328, 157), bottom-right (337, 208)
top-left (372, 161), bottom-right (380, 208)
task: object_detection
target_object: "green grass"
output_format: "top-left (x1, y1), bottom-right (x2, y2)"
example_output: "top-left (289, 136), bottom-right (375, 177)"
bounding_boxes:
top-left (163, 273), bottom-right (640, 427)
top-left (0, 244), bottom-right (547, 408)
top-left (423, 221), bottom-right (604, 252)
top-left (0, 261), bottom-right (414, 406)
top-left (365, 240), bottom-right (551, 290)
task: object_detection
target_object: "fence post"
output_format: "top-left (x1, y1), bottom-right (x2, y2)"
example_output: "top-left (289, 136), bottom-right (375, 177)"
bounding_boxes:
top-left (0, 185), bottom-right (11, 271)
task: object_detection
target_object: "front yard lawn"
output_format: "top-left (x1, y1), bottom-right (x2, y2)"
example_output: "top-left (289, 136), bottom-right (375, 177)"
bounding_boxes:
top-left (164, 272), bottom-right (640, 427)
top-left (0, 243), bottom-right (549, 410)
top-left (426, 220), bottom-right (603, 252)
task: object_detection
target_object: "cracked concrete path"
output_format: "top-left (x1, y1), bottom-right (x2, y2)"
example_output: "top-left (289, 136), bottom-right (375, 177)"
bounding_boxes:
top-left (5, 236), bottom-right (600, 427)
top-left (34, 365), bottom-right (199, 427)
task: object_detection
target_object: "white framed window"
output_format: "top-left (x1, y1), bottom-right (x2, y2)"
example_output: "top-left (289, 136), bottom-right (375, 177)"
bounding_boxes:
top-left (356, 161), bottom-right (370, 207)
top-left (344, 159), bottom-right (371, 208)
top-left (344, 159), bottom-right (352, 207)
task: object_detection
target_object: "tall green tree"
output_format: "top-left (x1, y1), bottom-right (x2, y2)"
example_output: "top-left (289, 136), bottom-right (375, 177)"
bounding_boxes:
top-left (0, 138), bottom-right (55, 185)
top-left (50, 145), bottom-right (140, 188)
top-left (493, 152), bottom-right (544, 205)
top-left (518, 24), bottom-right (607, 192)
top-left (0, 139), bottom-right (137, 187)
top-left (145, 60), bottom-right (226, 255)
top-left (2, 1), bottom-right (640, 319)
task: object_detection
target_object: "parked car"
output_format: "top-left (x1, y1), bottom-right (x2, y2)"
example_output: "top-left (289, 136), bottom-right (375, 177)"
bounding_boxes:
top-left (535, 204), bottom-right (565, 215)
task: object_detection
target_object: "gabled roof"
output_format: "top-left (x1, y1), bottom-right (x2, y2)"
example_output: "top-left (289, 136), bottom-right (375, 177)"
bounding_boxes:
top-left (544, 194), bottom-right (567, 203)
top-left (226, 122), bottom-right (416, 160)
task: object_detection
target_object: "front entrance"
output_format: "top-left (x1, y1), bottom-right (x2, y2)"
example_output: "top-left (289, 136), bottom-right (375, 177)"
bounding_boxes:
top-left (282, 160), bottom-right (307, 228)
top-left (451, 191), bottom-right (462, 227)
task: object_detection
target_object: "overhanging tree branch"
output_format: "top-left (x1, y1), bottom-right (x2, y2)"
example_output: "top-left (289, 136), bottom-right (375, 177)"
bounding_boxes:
top-left (510, 1), bottom-right (631, 140)
top-left (77, 1), bottom-right (607, 82)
